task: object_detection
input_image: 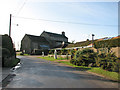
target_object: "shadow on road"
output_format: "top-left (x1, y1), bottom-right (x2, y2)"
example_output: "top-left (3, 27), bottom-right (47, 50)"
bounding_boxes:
top-left (2, 74), bottom-right (16, 87)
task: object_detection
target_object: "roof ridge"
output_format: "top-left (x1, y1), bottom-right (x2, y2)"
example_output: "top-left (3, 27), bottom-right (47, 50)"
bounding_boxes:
top-left (26, 34), bottom-right (39, 37)
top-left (43, 31), bottom-right (68, 39)
top-left (44, 31), bottom-right (62, 36)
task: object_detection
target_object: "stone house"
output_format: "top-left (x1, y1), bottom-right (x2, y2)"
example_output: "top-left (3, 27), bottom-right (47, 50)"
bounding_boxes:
top-left (40, 31), bottom-right (68, 48)
top-left (21, 31), bottom-right (68, 54)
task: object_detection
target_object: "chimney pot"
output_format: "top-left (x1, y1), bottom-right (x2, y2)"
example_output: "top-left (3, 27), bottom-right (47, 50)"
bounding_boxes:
top-left (62, 31), bottom-right (65, 36)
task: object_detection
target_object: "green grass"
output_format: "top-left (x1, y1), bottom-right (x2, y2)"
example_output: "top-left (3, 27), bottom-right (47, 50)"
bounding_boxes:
top-left (57, 61), bottom-right (88, 68)
top-left (23, 54), bottom-right (29, 56)
top-left (38, 56), bottom-right (119, 82)
top-left (88, 67), bottom-right (119, 81)
top-left (17, 53), bottom-right (29, 56)
top-left (38, 56), bottom-right (68, 61)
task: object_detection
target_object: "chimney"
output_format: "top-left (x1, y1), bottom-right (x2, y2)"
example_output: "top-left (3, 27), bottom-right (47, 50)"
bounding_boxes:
top-left (62, 31), bottom-right (65, 36)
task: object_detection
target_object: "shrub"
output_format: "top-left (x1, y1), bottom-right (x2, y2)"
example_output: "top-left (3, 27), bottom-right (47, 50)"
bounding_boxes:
top-left (57, 50), bottom-right (61, 55)
top-left (2, 34), bottom-right (17, 67)
top-left (69, 49), bottom-right (76, 59)
top-left (20, 53), bottom-right (24, 55)
top-left (60, 49), bottom-right (68, 55)
top-left (2, 34), bottom-right (15, 56)
top-left (2, 48), bottom-right (10, 57)
top-left (81, 48), bottom-right (94, 54)
top-left (49, 50), bottom-right (54, 55)
top-left (70, 47), bottom-right (119, 73)
top-left (2, 48), bottom-right (11, 67)
top-left (71, 48), bottom-right (97, 66)
top-left (74, 50), bottom-right (81, 59)
top-left (65, 54), bottom-right (69, 60)
top-left (70, 59), bottom-right (74, 63)
top-left (96, 52), bottom-right (119, 72)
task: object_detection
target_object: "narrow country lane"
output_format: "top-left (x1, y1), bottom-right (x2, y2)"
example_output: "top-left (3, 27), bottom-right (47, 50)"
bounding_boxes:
top-left (3, 56), bottom-right (118, 88)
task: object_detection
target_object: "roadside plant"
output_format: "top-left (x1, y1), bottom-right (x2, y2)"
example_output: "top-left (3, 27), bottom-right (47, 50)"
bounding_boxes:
top-left (96, 52), bottom-right (119, 72)
top-left (71, 48), bottom-right (97, 67)
top-left (49, 50), bottom-right (54, 55)
top-left (60, 49), bottom-right (67, 55)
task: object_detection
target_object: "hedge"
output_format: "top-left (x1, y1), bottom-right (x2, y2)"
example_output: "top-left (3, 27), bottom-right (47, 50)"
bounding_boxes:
top-left (2, 34), bottom-right (16, 56)
top-left (70, 48), bottom-right (119, 73)
top-left (66, 39), bottom-right (98, 48)
top-left (94, 38), bottom-right (120, 49)
top-left (71, 48), bottom-right (97, 66)
top-left (2, 34), bottom-right (16, 67)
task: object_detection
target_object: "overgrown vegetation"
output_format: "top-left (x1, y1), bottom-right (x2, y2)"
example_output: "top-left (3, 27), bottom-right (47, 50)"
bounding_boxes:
top-left (70, 49), bottom-right (97, 67)
top-left (2, 34), bottom-right (19, 67)
top-left (66, 39), bottom-right (97, 48)
top-left (2, 34), bottom-right (16, 57)
top-left (94, 38), bottom-right (120, 48)
top-left (95, 53), bottom-right (119, 72)
top-left (70, 48), bottom-right (119, 73)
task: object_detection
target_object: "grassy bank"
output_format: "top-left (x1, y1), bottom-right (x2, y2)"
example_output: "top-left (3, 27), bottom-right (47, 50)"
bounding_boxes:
top-left (38, 56), bottom-right (119, 82)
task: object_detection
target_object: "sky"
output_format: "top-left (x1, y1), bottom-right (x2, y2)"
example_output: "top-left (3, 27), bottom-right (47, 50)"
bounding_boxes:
top-left (0, 0), bottom-right (119, 50)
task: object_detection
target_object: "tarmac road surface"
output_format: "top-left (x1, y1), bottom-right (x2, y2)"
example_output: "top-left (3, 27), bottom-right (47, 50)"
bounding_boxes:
top-left (3, 56), bottom-right (118, 88)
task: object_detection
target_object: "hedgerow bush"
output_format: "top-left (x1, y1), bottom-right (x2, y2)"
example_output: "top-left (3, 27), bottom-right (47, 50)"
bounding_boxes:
top-left (70, 48), bottom-right (97, 67)
top-left (2, 48), bottom-right (11, 67)
top-left (60, 49), bottom-right (68, 55)
top-left (96, 52), bottom-right (119, 72)
top-left (66, 39), bottom-right (97, 48)
top-left (2, 48), bottom-right (10, 57)
top-left (68, 49), bottom-right (76, 59)
top-left (49, 50), bottom-right (54, 55)
top-left (70, 48), bottom-right (119, 72)
top-left (94, 38), bottom-right (120, 49)
top-left (2, 34), bottom-right (16, 67)
top-left (2, 34), bottom-right (16, 56)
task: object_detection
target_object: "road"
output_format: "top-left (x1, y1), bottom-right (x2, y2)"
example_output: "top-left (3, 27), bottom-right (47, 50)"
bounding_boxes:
top-left (3, 56), bottom-right (118, 88)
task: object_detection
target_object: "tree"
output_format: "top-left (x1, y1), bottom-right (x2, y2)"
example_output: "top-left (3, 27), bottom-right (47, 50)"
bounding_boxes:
top-left (86, 39), bottom-right (89, 41)
top-left (71, 40), bottom-right (75, 44)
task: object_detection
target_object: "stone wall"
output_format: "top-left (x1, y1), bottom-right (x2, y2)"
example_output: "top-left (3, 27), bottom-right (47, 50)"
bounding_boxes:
top-left (90, 47), bottom-right (120, 58)
top-left (111, 47), bottom-right (120, 58)
top-left (21, 36), bottom-right (31, 54)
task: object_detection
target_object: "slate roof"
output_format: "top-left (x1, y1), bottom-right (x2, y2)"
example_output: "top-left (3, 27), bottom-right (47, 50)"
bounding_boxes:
top-left (42, 31), bottom-right (68, 39)
top-left (25, 34), bottom-right (48, 43)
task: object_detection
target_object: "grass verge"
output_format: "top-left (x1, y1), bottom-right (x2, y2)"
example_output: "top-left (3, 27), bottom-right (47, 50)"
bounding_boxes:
top-left (88, 67), bottom-right (119, 81)
top-left (17, 53), bottom-right (29, 56)
top-left (38, 56), bottom-right (68, 61)
top-left (38, 56), bottom-right (119, 82)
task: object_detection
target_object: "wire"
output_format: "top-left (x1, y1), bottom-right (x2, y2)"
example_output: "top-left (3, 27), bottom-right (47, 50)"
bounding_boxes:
top-left (13, 16), bottom-right (117, 27)
top-left (16, 0), bottom-right (28, 16)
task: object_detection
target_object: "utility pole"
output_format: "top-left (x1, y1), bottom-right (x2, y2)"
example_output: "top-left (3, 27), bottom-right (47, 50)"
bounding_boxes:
top-left (92, 34), bottom-right (95, 47)
top-left (18, 42), bottom-right (19, 51)
top-left (9, 14), bottom-right (12, 37)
